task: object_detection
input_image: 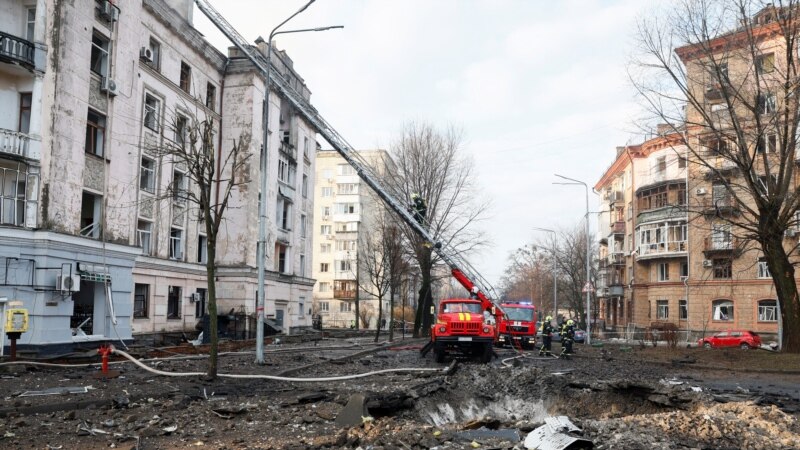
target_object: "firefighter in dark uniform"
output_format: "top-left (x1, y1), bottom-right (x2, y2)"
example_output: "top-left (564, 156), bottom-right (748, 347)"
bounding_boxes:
top-left (410, 193), bottom-right (427, 225)
top-left (560, 319), bottom-right (576, 357)
top-left (539, 315), bottom-right (555, 356)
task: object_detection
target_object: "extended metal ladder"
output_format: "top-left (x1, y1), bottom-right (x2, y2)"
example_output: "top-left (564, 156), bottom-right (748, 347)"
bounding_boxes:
top-left (194, 0), bottom-right (499, 305)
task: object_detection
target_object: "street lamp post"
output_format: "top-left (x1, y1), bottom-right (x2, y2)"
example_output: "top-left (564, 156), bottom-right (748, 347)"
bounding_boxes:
top-left (554, 174), bottom-right (592, 345)
top-left (256, 0), bottom-right (343, 364)
top-left (533, 227), bottom-right (558, 321)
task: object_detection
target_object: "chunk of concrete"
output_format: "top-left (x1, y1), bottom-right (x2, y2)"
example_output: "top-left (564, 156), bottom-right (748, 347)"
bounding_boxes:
top-left (334, 394), bottom-right (368, 428)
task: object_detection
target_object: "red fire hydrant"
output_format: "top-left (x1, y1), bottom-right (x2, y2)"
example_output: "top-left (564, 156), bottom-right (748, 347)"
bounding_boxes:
top-left (97, 344), bottom-right (114, 376)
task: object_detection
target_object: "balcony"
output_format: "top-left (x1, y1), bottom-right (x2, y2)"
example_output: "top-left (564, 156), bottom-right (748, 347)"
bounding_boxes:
top-left (279, 141), bottom-right (297, 162)
top-left (703, 237), bottom-right (740, 257)
top-left (0, 31), bottom-right (35, 70)
top-left (333, 289), bottom-right (356, 299)
top-left (609, 221), bottom-right (625, 238)
top-left (637, 240), bottom-right (687, 259)
top-left (0, 128), bottom-right (35, 159)
top-left (605, 190), bottom-right (624, 205)
top-left (701, 196), bottom-right (739, 216)
top-left (609, 252), bottom-right (625, 266)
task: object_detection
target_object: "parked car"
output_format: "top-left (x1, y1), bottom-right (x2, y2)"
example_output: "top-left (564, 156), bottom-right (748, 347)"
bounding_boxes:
top-left (698, 330), bottom-right (762, 349)
top-left (573, 329), bottom-right (586, 343)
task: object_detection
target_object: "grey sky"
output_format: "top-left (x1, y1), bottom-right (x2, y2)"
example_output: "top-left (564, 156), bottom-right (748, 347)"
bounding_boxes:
top-left (195, 0), bottom-right (656, 288)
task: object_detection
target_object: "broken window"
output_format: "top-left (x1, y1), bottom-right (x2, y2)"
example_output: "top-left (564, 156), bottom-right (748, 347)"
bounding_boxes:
top-left (195, 288), bottom-right (207, 318)
top-left (756, 53), bottom-right (775, 74)
top-left (711, 223), bottom-right (732, 249)
top-left (172, 170), bottom-right (187, 205)
top-left (0, 161), bottom-right (30, 226)
top-left (206, 82), bottom-right (216, 111)
top-left (757, 258), bottom-right (770, 278)
top-left (712, 258), bottom-right (732, 279)
top-left (80, 191), bottom-right (102, 238)
top-left (144, 93), bottom-right (160, 131)
top-left (179, 61), bottom-right (192, 93)
top-left (656, 300), bottom-right (669, 320)
top-left (275, 243), bottom-right (287, 272)
top-left (169, 228), bottom-right (183, 259)
top-left (85, 109), bottom-right (106, 157)
top-left (139, 157), bottom-right (155, 193)
top-left (175, 115), bottom-right (188, 147)
top-left (90, 31), bottom-right (109, 76)
top-left (167, 286), bottom-right (181, 319)
top-left (758, 299), bottom-right (777, 322)
top-left (712, 299), bottom-right (734, 321)
top-left (758, 92), bottom-right (776, 114)
top-left (147, 37), bottom-right (161, 70)
top-left (134, 283), bottom-right (149, 318)
top-left (197, 234), bottom-right (207, 264)
top-left (136, 219), bottom-right (152, 255)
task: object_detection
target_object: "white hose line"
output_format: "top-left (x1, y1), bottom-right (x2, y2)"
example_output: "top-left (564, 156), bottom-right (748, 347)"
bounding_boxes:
top-left (113, 348), bottom-right (446, 381)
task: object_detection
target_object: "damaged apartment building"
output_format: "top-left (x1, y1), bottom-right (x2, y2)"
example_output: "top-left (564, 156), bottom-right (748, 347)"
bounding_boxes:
top-left (0, 0), bottom-right (316, 353)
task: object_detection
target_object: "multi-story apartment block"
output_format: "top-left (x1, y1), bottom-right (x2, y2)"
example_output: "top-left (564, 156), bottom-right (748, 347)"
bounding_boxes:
top-left (0, 0), bottom-right (316, 353)
top-left (596, 130), bottom-right (689, 333)
top-left (312, 149), bottom-right (393, 328)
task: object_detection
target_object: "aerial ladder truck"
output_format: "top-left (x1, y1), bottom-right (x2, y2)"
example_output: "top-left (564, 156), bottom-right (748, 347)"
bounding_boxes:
top-left (194, 0), bottom-right (506, 363)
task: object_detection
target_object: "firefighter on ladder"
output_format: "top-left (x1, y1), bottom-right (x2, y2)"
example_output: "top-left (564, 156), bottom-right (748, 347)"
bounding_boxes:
top-left (410, 193), bottom-right (427, 225)
top-left (539, 316), bottom-right (555, 357)
top-left (560, 319), bottom-right (576, 358)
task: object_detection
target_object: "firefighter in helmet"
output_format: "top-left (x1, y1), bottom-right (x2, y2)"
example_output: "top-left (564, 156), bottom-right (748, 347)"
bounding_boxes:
top-left (410, 193), bottom-right (427, 225)
top-left (560, 319), bottom-right (576, 357)
top-left (539, 316), bottom-right (555, 357)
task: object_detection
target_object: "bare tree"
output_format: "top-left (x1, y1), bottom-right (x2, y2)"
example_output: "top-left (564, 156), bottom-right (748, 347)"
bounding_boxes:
top-left (383, 122), bottom-right (490, 337)
top-left (153, 111), bottom-right (251, 378)
top-left (358, 304), bottom-right (375, 329)
top-left (633, 0), bottom-right (800, 351)
top-left (358, 210), bottom-right (393, 342)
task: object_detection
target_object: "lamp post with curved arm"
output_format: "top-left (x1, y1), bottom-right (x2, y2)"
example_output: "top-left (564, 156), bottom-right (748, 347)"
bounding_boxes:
top-left (256, 0), bottom-right (343, 364)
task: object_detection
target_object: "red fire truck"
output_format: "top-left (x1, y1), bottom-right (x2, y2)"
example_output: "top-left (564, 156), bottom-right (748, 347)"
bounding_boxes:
top-left (496, 302), bottom-right (537, 349)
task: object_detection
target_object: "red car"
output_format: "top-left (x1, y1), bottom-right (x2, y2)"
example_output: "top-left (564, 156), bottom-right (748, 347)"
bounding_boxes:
top-left (698, 330), bottom-right (762, 349)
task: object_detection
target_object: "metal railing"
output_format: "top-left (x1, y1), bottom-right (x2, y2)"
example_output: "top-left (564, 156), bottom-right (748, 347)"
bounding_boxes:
top-left (0, 31), bottom-right (35, 69)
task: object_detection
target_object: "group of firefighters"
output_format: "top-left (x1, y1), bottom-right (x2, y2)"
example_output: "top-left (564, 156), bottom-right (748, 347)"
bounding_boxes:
top-left (538, 316), bottom-right (576, 358)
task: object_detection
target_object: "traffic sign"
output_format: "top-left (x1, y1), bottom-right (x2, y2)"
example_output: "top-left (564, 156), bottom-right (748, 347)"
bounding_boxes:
top-left (582, 282), bottom-right (595, 293)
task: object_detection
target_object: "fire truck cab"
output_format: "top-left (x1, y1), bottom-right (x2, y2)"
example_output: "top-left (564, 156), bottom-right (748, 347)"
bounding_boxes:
top-left (431, 298), bottom-right (495, 363)
top-left (496, 302), bottom-right (537, 349)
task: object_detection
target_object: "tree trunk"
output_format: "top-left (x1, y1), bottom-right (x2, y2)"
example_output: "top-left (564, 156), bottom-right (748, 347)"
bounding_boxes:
top-left (413, 248), bottom-right (433, 338)
top-left (205, 239), bottom-right (218, 378)
top-left (764, 234), bottom-right (800, 352)
top-left (388, 284), bottom-right (395, 342)
top-left (375, 294), bottom-right (383, 342)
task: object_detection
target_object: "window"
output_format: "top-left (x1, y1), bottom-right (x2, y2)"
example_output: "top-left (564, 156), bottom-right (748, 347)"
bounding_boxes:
top-left (195, 289), bottom-right (207, 318)
top-left (167, 286), bottom-right (182, 319)
top-left (712, 299), bottom-right (733, 321)
top-left (757, 258), bottom-right (771, 278)
top-left (136, 220), bottom-right (152, 255)
top-left (320, 263), bottom-right (329, 273)
top-left (719, 61), bottom-right (729, 79)
top-left (678, 156), bottom-right (687, 169)
top-left (656, 300), bottom-right (669, 320)
top-left (299, 298), bottom-right (305, 317)
top-left (320, 225), bottom-right (332, 235)
top-left (320, 243), bottom-right (331, 253)
top-left (206, 83), bottom-right (216, 111)
top-left (321, 187), bottom-right (333, 197)
top-left (756, 53), bottom-right (775, 74)
top-left (175, 115), bottom-right (188, 147)
top-left (338, 260), bottom-right (351, 272)
top-left (147, 38), bottom-right (161, 70)
top-left (339, 301), bottom-right (351, 312)
top-left (288, 165), bottom-right (296, 186)
top-left (319, 301), bottom-right (329, 312)
top-left (198, 235), bottom-right (208, 264)
top-left (133, 284), bottom-right (149, 318)
top-left (758, 92), bottom-right (776, 114)
top-left (278, 157), bottom-right (288, 183)
top-left (319, 282), bottom-right (330, 293)
top-left (144, 94), bottom-right (160, 131)
top-left (18, 93), bottom-right (31, 134)
top-left (336, 222), bottom-right (358, 232)
top-left (304, 136), bottom-right (309, 158)
top-left (336, 240), bottom-right (356, 251)
top-left (756, 133), bottom-right (777, 153)
top-left (300, 214), bottom-right (307, 238)
top-left (299, 255), bottom-right (306, 277)
top-left (338, 164), bottom-right (355, 176)
top-left (335, 203), bottom-right (357, 214)
top-left (758, 299), bottom-right (778, 322)
top-left (321, 206), bottom-right (331, 216)
top-left (140, 157), bottom-right (155, 193)
top-left (275, 243), bottom-right (287, 272)
top-left (172, 171), bottom-right (187, 205)
top-left (713, 258), bottom-right (731, 279)
top-left (757, 175), bottom-right (778, 196)
top-left (179, 61), bottom-right (192, 93)
top-left (711, 223), bottom-right (732, 249)
top-left (302, 174), bottom-right (308, 198)
top-left (679, 299), bottom-right (687, 320)
top-left (169, 228), bottom-right (183, 259)
top-left (680, 261), bottom-right (689, 278)
top-left (657, 263), bottom-right (669, 281)
top-left (656, 156), bottom-right (666, 173)
top-left (276, 198), bottom-right (292, 230)
top-left (25, 7), bottom-right (36, 41)
top-left (85, 109), bottom-right (106, 157)
top-left (80, 191), bottom-right (102, 238)
top-left (337, 183), bottom-right (359, 195)
top-left (90, 31), bottom-right (109, 76)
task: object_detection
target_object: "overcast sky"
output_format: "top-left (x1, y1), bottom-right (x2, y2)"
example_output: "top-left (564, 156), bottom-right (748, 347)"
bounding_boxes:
top-left (195, 0), bottom-right (658, 288)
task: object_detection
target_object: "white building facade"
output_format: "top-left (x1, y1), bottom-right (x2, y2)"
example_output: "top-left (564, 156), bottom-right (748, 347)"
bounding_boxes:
top-left (0, 0), bottom-right (316, 353)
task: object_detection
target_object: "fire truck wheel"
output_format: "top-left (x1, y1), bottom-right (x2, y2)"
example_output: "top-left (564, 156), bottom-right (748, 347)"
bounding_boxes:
top-left (434, 345), bottom-right (446, 363)
top-left (479, 342), bottom-right (493, 363)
